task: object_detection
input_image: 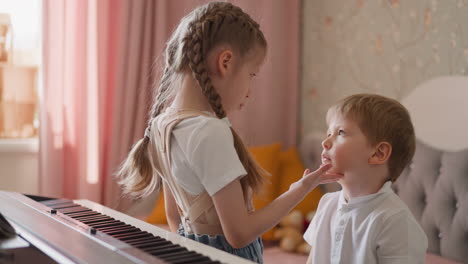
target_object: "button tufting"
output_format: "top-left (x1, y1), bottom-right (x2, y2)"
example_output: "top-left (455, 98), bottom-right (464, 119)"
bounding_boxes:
top-left (456, 202), bottom-right (460, 209)
top-left (438, 232), bottom-right (443, 239)
top-left (335, 233), bottom-right (341, 242)
top-left (409, 163), bottom-right (415, 169)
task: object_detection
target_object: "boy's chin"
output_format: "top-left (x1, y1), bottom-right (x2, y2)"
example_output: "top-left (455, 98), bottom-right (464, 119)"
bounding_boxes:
top-left (326, 167), bottom-right (343, 175)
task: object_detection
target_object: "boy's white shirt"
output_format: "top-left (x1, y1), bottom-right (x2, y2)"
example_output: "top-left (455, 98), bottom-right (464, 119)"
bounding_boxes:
top-left (304, 181), bottom-right (428, 264)
top-left (170, 115), bottom-right (247, 196)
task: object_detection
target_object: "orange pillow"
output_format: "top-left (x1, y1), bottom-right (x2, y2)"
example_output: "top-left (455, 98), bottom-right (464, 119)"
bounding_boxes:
top-left (249, 142), bottom-right (283, 240)
top-left (146, 192), bottom-right (167, 224)
top-left (277, 147), bottom-right (323, 215)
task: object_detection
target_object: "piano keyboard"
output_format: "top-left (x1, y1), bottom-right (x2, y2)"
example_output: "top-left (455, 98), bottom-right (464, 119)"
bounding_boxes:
top-left (0, 191), bottom-right (255, 264)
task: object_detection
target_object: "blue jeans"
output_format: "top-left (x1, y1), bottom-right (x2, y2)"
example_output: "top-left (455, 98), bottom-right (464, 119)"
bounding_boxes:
top-left (178, 224), bottom-right (264, 263)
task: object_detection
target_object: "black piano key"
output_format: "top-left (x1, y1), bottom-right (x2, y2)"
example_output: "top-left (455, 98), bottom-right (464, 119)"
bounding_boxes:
top-left (132, 239), bottom-right (172, 249)
top-left (81, 218), bottom-right (114, 225)
top-left (190, 261), bottom-right (220, 264)
top-left (113, 232), bottom-right (153, 241)
top-left (147, 244), bottom-right (185, 255)
top-left (74, 216), bottom-right (110, 223)
top-left (77, 215), bottom-right (114, 222)
top-left (65, 211), bottom-right (100, 218)
top-left (99, 225), bottom-right (136, 233)
top-left (157, 250), bottom-right (196, 261)
top-left (73, 214), bottom-right (109, 221)
top-left (169, 255), bottom-right (212, 264)
top-left (112, 232), bottom-right (145, 240)
top-left (111, 230), bottom-right (147, 237)
top-left (58, 207), bottom-right (91, 213)
top-left (124, 236), bottom-right (166, 246)
top-left (163, 255), bottom-right (210, 264)
top-left (64, 209), bottom-right (95, 215)
top-left (97, 225), bottom-right (134, 233)
top-left (105, 227), bottom-right (141, 236)
top-left (151, 246), bottom-right (187, 256)
top-left (58, 209), bottom-right (91, 215)
top-left (88, 220), bottom-right (123, 228)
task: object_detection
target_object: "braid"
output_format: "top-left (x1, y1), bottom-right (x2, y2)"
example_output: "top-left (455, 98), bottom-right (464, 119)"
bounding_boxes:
top-left (183, 2), bottom-right (268, 194)
top-left (149, 42), bottom-right (178, 122)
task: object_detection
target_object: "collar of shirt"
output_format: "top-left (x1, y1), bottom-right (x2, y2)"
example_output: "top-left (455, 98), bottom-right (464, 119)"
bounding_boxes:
top-left (338, 181), bottom-right (393, 211)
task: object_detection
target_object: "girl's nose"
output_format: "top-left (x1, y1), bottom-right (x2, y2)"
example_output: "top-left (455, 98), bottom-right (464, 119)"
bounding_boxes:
top-left (322, 137), bottom-right (332, 150)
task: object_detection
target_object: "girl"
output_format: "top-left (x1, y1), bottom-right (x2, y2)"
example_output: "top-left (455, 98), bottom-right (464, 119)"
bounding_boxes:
top-left (117, 2), bottom-right (342, 263)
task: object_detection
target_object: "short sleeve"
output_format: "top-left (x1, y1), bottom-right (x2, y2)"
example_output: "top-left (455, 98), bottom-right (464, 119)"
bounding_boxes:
top-left (185, 118), bottom-right (247, 196)
top-left (375, 211), bottom-right (428, 264)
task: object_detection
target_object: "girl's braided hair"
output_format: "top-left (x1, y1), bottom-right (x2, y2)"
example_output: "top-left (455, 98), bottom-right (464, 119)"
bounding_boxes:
top-left (117, 2), bottom-right (268, 201)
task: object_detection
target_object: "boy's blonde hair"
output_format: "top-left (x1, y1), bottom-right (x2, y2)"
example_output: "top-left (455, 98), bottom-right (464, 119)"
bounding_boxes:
top-left (327, 94), bottom-right (415, 182)
top-left (117, 2), bottom-right (267, 199)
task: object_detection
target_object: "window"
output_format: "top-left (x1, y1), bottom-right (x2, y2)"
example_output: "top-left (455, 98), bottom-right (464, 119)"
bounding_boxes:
top-left (0, 0), bottom-right (41, 138)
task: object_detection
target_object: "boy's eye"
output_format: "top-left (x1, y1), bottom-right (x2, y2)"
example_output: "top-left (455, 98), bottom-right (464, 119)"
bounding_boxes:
top-left (338, 129), bottom-right (345, 135)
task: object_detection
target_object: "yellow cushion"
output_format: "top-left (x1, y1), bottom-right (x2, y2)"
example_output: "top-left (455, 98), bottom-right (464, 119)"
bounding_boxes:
top-left (277, 147), bottom-right (323, 215)
top-left (146, 192), bottom-right (167, 224)
top-left (249, 142), bottom-right (283, 240)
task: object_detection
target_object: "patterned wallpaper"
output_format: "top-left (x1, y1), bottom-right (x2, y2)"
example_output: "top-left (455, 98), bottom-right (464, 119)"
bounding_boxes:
top-left (300, 0), bottom-right (468, 136)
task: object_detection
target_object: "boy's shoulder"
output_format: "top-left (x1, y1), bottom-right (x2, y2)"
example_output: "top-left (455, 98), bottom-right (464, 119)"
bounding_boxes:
top-left (316, 190), bottom-right (341, 211)
top-left (371, 189), bottom-right (416, 221)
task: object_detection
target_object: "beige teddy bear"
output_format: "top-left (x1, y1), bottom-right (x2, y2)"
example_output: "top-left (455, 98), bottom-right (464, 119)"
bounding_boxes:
top-left (273, 210), bottom-right (315, 254)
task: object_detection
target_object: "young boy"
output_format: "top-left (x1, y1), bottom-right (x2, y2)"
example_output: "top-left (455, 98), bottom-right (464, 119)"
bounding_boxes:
top-left (304, 94), bottom-right (428, 264)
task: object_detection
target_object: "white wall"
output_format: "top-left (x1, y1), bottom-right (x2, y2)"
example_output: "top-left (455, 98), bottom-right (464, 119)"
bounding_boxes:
top-left (0, 138), bottom-right (39, 194)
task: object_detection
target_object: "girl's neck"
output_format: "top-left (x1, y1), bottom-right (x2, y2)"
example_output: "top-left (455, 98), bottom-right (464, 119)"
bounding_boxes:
top-left (171, 73), bottom-right (213, 113)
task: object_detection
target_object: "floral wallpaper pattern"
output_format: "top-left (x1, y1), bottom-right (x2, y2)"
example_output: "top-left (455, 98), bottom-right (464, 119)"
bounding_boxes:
top-left (300, 0), bottom-right (468, 136)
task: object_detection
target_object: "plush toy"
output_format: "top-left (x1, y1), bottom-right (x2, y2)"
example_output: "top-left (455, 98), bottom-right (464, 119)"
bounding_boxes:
top-left (273, 210), bottom-right (315, 254)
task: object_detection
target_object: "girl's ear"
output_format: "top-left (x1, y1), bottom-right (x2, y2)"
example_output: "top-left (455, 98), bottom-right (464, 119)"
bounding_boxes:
top-left (216, 50), bottom-right (233, 77)
top-left (369, 142), bottom-right (392, 165)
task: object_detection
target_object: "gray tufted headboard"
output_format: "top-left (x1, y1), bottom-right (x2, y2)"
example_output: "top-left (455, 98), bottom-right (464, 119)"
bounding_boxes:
top-left (393, 141), bottom-right (468, 263)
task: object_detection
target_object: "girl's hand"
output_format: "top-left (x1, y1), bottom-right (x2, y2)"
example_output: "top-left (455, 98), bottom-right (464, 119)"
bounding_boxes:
top-left (290, 164), bottom-right (343, 192)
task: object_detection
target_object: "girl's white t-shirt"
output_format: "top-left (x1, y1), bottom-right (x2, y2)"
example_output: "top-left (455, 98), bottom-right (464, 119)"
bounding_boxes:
top-left (169, 115), bottom-right (247, 196)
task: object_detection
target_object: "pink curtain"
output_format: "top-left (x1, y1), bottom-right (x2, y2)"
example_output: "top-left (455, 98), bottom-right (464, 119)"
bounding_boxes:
top-left (229, 0), bottom-right (300, 147)
top-left (41, 0), bottom-right (122, 202)
top-left (41, 0), bottom-right (299, 205)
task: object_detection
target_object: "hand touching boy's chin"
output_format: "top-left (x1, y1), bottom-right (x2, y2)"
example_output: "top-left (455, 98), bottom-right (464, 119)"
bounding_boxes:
top-left (322, 162), bottom-right (345, 179)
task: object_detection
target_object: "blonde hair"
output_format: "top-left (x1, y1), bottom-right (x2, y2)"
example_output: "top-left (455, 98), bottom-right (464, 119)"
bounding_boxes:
top-left (327, 94), bottom-right (415, 182)
top-left (117, 2), bottom-right (268, 199)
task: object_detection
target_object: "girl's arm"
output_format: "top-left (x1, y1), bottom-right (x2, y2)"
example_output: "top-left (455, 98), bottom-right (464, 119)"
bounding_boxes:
top-left (212, 164), bottom-right (341, 248)
top-left (163, 182), bottom-right (181, 232)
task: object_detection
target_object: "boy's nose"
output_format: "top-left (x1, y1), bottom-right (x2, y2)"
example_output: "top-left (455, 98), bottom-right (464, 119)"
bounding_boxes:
top-left (322, 138), bottom-right (331, 150)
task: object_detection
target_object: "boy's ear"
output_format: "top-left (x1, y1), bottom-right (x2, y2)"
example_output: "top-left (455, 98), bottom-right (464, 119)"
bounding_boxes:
top-left (369, 142), bottom-right (392, 165)
top-left (216, 49), bottom-right (233, 77)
